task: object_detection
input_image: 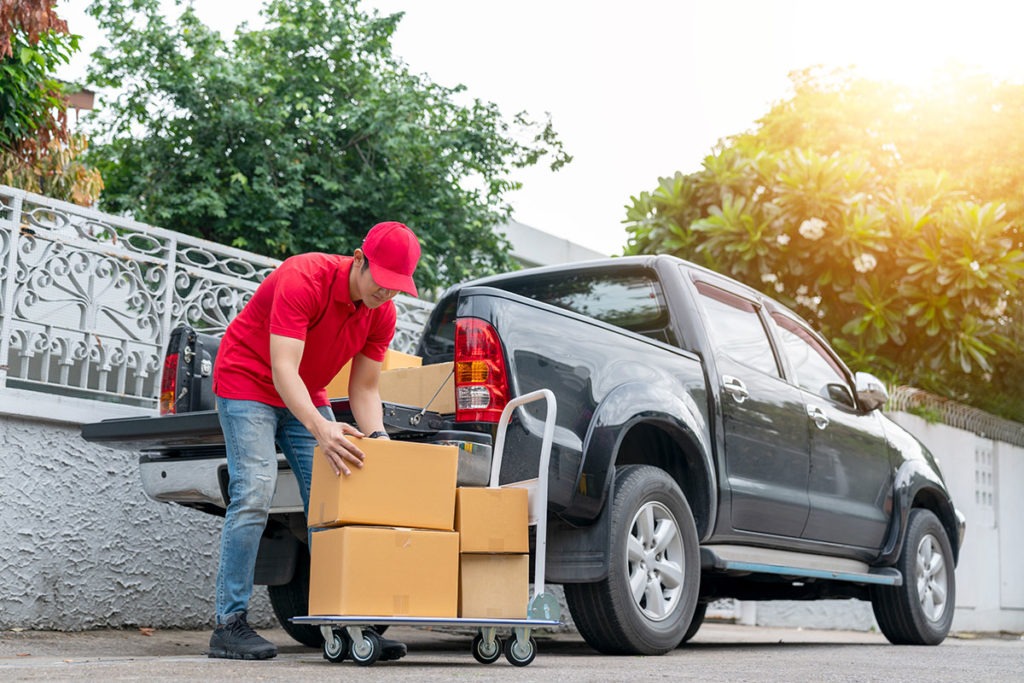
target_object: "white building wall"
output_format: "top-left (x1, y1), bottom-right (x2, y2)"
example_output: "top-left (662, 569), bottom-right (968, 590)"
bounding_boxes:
top-left (0, 411), bottom-right (275, 630)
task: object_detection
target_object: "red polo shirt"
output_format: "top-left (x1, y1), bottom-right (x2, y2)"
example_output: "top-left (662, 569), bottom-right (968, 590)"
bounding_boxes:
top-left (213, 253), bottom-right (397, 408)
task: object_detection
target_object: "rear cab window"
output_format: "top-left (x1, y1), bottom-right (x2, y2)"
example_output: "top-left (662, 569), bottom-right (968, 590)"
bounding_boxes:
top-left (496, 268), bottom-right (677, 345)
top-left (418, 267), bottom-right (678, 361)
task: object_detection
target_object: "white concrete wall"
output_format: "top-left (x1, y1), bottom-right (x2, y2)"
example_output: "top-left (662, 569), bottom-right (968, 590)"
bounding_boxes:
top-left (0, 408), bottom-right (273, 630)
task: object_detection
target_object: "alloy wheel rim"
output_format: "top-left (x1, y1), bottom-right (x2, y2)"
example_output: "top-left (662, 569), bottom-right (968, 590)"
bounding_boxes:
top-left (627, 501), bottom-right (685, 621)
top-left (915, 532), bottom-right (949, 622)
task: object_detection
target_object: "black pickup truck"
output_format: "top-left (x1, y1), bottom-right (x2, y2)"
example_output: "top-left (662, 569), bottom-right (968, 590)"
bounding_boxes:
top-left (82, 255), bottom-right (965, 654)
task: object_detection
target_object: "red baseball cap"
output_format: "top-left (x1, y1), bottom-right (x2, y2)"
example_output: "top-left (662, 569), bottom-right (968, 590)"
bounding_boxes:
top-left (361, 221), bottom-right (421, 297)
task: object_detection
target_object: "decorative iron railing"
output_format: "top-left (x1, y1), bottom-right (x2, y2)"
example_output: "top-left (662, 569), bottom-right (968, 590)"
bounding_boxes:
top-left (0, 185), bottom-right (434, 413)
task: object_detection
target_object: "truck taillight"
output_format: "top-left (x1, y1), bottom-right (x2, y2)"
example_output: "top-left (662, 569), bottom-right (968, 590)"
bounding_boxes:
top-left (160, 353), bottom-right (179, 415)
top-left (454, 318), bottom-right (509, 423)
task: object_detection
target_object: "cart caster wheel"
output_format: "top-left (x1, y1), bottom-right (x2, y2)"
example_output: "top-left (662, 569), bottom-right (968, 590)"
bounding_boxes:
top-left (350, 629), bottom-right (382, 666)
top-left (323, 629), bottom-right (350, 663)
top-left (503, 635), bottom-right (537, 667)
top-left (471, 632), bottom-right (503, 664)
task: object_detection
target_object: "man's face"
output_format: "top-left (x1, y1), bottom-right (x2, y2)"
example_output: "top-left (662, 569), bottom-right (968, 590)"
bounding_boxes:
top-left (354, 252), bottom-right (399, 309)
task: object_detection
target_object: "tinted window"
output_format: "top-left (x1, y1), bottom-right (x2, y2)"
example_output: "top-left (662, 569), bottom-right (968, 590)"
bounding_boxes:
top-left (695, 282), bottom-right (780, 378)
top-left (772, 313), bottom-right (852, 404)
top-left (417, 296), bottom-right (457, 360)
top-left (499, 270), bottom-right (676, 344)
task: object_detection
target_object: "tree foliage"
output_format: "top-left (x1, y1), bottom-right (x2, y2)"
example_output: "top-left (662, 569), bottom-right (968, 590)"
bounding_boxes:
top-left (84, 0), bottom-right (570, 294)
top-left (625, 67), bottom-right (1024, 422)
top-left (0, 0), bottom-right (102, 204)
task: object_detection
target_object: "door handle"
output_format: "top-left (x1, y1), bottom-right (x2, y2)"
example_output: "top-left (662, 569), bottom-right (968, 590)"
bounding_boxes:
top-left (722, 375), bottom-right (749, 404)
top-left (806, 405), bottom-right (830, 430)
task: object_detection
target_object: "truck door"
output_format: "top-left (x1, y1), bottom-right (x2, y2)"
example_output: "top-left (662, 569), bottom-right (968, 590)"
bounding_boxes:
top-left (694, 283), bottom-right (811, 538)
top-left (769, 312), bottom-right (893, 549)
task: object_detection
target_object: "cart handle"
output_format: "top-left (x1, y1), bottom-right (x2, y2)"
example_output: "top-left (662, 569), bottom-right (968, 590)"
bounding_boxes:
top-left (488, 388), bottom-right (557, 600)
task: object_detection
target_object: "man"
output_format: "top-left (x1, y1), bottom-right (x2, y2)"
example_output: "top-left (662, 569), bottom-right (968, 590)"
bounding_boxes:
top-left (208, 221), bottom-right (421, 660)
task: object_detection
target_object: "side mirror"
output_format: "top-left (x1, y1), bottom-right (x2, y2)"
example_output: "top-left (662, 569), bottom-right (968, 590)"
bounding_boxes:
top-left (855, 372), bottom-right (889, 411)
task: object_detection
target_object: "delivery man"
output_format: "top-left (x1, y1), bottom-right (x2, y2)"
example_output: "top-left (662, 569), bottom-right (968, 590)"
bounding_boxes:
top-left (208, 221), bottom-right (421, 660)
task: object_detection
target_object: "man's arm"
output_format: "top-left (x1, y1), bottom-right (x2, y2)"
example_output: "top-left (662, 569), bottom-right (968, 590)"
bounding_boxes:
top-left (347, 352), bottom-right (387, 438)
top-left (269, 333), bottom-right (366, 475)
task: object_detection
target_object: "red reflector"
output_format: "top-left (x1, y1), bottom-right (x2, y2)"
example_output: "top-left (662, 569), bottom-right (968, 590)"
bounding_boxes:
top-left (160, 353), bottom-right (179, 415)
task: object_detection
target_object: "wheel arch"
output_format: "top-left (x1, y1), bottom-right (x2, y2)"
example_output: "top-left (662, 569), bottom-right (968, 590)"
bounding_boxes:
top-left (613, 419), bottom-right (716, 540)
top-left (546, 383), bottom-right (715, 584)
top-left (577, 381), bottom-right (715, 538)
top-left (879, 460), bottom-right (963, 567)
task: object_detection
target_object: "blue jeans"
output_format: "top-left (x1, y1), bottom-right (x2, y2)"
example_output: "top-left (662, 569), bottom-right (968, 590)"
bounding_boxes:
top-left (214, 396), bottom-right (334, 624)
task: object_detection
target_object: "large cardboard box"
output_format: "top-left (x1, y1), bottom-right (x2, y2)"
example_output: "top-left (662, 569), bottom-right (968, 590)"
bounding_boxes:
top-left (378, 362), bottom-right (455, 414)
top-left (458, 553), bottom-right (529, 618)
top-left (455, 486), bottom-right (529, 553)
top-left (308, 439), bottom-right (458, 530)
top-left (310, 526), bottom-right (459, 617)
top-left (325, 349), bottom-right (422, 398)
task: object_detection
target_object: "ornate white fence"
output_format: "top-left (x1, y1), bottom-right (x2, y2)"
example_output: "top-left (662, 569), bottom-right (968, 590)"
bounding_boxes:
top-left (0, 185), bottom-right (434, 420)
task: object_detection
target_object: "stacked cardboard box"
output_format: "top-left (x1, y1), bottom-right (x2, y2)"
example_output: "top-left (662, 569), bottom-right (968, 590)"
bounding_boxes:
top-left (454, 487), bottom-right (530, 619)
top-left (325, 349), bottom-right (421, 399)
top-left (307, 439), bottom-right (460, 617)
top-left (325, 349), bottom-right (456, 415)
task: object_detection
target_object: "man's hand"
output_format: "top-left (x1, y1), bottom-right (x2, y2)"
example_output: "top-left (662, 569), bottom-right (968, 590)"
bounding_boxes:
top-left (314, 420), bottom-right (366, 476)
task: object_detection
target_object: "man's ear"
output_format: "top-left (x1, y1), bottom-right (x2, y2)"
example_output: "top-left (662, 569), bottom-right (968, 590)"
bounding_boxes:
top-left (353, 247), bottom-right (365, 263)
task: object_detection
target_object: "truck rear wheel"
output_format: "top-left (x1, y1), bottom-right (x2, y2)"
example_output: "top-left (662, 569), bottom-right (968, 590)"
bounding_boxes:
top-left (565, 464), bottom-right (700, 655)
top-left (870, 508), bottom-right (955, 645)
top-left (267, 550), bottom-right (323, 648)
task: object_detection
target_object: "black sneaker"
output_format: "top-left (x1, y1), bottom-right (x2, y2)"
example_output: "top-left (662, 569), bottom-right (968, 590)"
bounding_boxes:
top-left (379, 636), bottom-right (407, 661)
top-left (208, 612), bottom-right (278, 660)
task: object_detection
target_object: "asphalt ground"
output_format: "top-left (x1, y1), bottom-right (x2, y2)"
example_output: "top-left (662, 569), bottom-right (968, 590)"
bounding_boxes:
top-left (1, 622), bottom-right (1021, 682)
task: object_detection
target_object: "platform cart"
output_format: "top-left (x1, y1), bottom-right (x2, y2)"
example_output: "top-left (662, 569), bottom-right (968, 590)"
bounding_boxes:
top-left (292, 389), bottom-right (562, 667)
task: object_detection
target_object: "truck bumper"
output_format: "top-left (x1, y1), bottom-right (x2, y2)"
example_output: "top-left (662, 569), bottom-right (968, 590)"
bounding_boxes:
top-left (139, 455), bottom-right (304, 514)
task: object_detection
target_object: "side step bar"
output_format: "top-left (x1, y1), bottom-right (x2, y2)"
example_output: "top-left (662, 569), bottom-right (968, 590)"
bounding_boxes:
top-left (701, 544), bottom-right (902, 586)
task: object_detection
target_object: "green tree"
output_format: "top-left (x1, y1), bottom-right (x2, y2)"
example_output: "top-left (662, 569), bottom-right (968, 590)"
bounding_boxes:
top-left (625, 67), bottom-right (1024, 422)
top-left (84, 0), bottom-right (570, 294)
top-left (0, 0), bottom-right (102, 203)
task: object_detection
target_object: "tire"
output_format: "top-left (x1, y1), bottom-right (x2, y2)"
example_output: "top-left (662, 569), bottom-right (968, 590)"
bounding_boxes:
top-left (678, 601), bottom-right (708, 645)
top-left (471, 632), bottom-right (502, 664)
top-left (350, 629), bottom-right (382, 666)
top-left (267, 550), bottom-right (323, 648)
top-left (322, 628), bottom-right (349, 663)
top-left (503, 635), bottom-right (537, 667)
top-left (870, 508), bottom-right (955, 645)
top-left (564, 464), bottom-right (700, 655)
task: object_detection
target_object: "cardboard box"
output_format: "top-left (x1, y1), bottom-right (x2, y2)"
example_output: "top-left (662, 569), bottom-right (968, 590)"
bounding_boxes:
top-left (378, 362), bottom-right (455, 414)
top-left (308, 439), bottom-right (458, 530)
top-left (458, 554), bottom-right (529, 618)
top-left (325, 349), bottom-right (422, 398)
top-left (455, 486), bottom-right (529, 553)
top-left (309, 526), bottom-right (459, 617)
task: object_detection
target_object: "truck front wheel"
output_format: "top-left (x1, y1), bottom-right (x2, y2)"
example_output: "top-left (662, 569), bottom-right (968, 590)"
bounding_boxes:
top-left (564, 464), bottom-right (700, 655)
top-left (870, 508), bottom-right (955, 645)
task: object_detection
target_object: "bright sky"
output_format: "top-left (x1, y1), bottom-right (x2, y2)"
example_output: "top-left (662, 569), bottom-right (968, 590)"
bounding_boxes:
top-left (56, 0), bottom-right (1024, 256)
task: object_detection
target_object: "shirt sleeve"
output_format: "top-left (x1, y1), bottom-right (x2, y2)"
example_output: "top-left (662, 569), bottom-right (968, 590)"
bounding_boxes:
top-left (267, 257), bottom-right (324, 340)
top-left (361, 301), bottom-right (398, 362)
